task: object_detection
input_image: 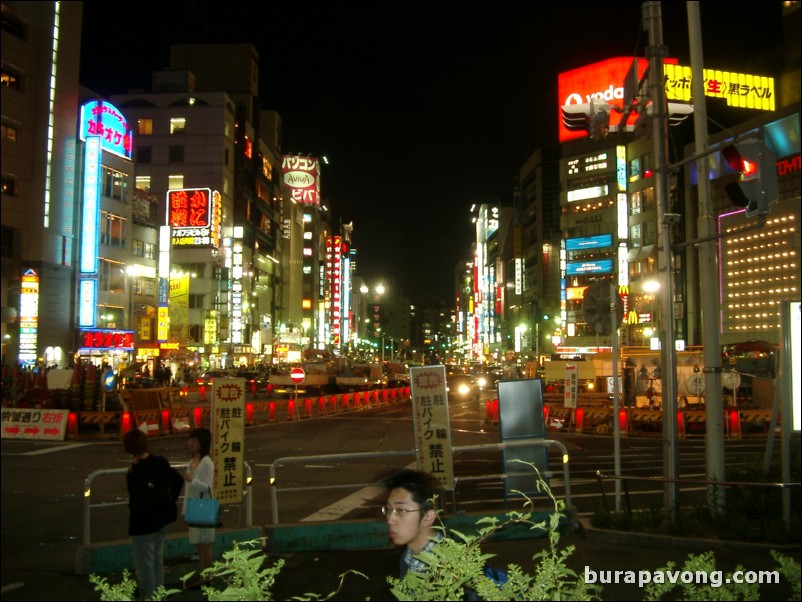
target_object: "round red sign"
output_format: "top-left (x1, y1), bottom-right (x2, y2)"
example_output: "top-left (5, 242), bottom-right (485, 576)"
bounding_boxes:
top-left (290, 367), bottom-right (305, 384)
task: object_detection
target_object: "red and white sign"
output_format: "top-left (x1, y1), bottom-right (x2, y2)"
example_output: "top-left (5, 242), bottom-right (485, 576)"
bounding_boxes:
top-left (290, 367), bottom-right (306, 384)
top-left (1, 409), bottom-right (69, 441)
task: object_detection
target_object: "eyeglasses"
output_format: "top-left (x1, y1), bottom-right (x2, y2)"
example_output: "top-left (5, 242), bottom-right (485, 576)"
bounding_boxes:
top-left (381, 505), bottom-right (422, 518)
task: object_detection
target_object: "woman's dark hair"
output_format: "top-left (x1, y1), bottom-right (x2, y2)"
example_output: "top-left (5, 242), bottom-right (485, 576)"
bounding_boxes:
top-left (190, 427), bottom-right (212, 457)
top-left (123, 429), bottom-right (149, 456)
top-left (383, 469), bottom-right (439, 511)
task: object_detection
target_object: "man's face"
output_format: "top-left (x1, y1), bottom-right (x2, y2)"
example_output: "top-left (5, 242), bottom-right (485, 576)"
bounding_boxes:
top-left (384, 487), bottom-right (433, 552)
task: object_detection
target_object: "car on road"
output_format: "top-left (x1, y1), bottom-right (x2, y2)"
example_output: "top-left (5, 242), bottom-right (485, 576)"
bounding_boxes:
top-left (195, 370), bottom-right (230, 388)
top-left (236, 369), bottom-right (270, 393)
top-left (446, 373), bottom-right (481, 403)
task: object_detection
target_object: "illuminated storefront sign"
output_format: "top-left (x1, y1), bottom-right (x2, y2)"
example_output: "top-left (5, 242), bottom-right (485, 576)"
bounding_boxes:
top-left (18, 269), bottom-right (39, 363)
top-left (567, 184), bottom-right (609, 203)
top-left (566, 259), bottom-right (614, 275)
top-left (231, 228), bottom-right (243, 345)
top-left (167, 188), bottom-right (215, 247)
top-left (326, 235), bottom-right (343, 346)
top-left (79, 100), bottom-right (133, 160)
top-left (80, 136), bottom-right (101, 274)
top-left (78, 279), bottom-right (97, 328)
top-left (79, 329), bottom-right (134, 350)
top-left (281, 155), bottom-right (321, 205)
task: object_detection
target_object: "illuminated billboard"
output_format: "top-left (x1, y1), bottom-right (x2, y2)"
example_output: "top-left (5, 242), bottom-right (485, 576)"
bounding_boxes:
top-left (565, 234), bottom-right (613, 251)
top-left (558, 57), bottom-right (774, 143)
top-left (664, 65), bottom-right (774, 111)
top-left (167, 188), bottom-right (216, 247)
top-left (79, 100), bottom-right (133, 160)
top-left (80, 136), bottom-right (101, 274)
top-left (281, 155), bottom-right (321, 205)
top-left (566, 259), bottom-right (614, 276)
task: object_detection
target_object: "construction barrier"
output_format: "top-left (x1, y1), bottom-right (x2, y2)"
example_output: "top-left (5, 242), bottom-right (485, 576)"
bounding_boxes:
top-left (574, 408), bottom-right (585, 433)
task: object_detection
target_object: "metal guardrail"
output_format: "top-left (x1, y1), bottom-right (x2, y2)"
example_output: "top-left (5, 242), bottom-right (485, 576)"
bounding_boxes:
top-left (81, 462), bottom-right (253, 545)
top-left (594, 470), bottom-right (801, 516)
top-left (269, 438), bottom-right (571, 524)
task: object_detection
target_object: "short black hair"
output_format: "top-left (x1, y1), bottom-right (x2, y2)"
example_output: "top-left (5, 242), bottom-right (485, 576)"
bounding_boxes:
top-left (383, 469), bottom-right (439, 511)
top-left (190, 427), bottom-right (212, 457)
top-left (123, 429), bottom-right (149, 456)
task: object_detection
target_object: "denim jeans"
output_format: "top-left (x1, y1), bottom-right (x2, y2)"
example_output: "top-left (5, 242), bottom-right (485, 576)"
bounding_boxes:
top-left (131, 526), bottom-right (167, 599)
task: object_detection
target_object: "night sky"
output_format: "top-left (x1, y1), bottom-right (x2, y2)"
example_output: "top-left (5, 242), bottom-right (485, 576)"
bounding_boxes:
top-left (79, 1), bottom-right (787, 304)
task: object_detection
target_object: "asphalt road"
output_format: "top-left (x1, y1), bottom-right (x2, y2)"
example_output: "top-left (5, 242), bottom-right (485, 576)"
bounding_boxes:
top-left (2, 392), bottom-right (798, 600)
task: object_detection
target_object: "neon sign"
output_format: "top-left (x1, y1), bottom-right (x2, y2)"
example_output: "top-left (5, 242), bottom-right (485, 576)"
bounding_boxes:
top-left (19, 269), bottom-right (39, 363)
top-left (79, 100), bottom-right (133, 160)
top-left (168, 188), bottom-right (214, 247)
top-left (80, 329), bottom-right (134, 350)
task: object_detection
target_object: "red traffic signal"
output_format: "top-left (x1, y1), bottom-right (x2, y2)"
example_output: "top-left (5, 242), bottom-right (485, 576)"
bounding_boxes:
top-left (722, 139), bottom-right (778, 218)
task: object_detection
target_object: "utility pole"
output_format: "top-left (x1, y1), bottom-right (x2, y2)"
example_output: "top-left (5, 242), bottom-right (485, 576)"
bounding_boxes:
top-left (644, 1), bottom-right (679, 511)
top-left (687, 1), bottom-right (726, 514)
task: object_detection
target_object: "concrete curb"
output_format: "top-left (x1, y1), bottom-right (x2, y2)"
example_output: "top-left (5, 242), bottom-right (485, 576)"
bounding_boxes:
top-left (579, 518), bottom-right (801, 553)
top-left (75, 528), bottom-right (262, 575)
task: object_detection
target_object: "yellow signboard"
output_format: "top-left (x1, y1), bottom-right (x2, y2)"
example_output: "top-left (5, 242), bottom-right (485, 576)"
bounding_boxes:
top-left (212, 378), bottom-right (245, 504)
top-left (664, 64), bottom-right (775, 111)
top-left (410, 365), bottom-right (455, 490)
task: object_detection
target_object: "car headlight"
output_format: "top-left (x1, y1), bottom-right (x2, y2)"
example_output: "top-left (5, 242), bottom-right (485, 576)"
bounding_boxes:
top-left (476, 377), bottom-right (487, 387)
top-left (457, 384), bottom-right (470, 395)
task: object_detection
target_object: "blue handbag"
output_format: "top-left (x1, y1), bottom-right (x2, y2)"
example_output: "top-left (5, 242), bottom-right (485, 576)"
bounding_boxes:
top-left (185, 491), bottom-right (220, 527)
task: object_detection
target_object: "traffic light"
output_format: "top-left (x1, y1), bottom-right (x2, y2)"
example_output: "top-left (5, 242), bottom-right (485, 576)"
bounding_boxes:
top-left (722, 139), bottom-right (778, 218)
top-left (582, 281), bottom-right (624, 335)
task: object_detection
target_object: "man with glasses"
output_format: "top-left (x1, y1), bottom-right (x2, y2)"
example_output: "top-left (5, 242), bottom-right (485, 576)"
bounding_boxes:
top-left (382, 469), bottom-right (441, 578)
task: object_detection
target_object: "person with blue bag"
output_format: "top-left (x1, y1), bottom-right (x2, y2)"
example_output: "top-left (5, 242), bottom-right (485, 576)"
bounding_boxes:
top-left (182, 427), bottom-right (215, 589)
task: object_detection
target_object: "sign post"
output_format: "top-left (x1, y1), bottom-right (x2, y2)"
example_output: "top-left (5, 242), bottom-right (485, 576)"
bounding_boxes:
top-left (290, 367), bottom-right (305, 399)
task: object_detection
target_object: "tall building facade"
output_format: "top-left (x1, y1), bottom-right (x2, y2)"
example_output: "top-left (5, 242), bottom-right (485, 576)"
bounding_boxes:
top-left (1, 1), bottom-right (84, 368)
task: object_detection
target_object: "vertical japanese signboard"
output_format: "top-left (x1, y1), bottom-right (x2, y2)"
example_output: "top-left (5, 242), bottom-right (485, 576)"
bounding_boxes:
top-left (410, 365), bottom-right (455, 490)
top-left (564, 364), bottom-right (578, 408)
top-left (212, 378), bottom-right (245, 504)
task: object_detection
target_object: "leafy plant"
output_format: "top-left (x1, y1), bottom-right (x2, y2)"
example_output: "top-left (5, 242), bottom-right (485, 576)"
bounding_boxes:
top-left (90, 569), bottom-right (177, 601)
top-left (387, 461), bottom-right (603, 601)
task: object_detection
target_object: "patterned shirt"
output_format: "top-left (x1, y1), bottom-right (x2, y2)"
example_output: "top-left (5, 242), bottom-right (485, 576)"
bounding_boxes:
top-left (399, 533), bottom-right (443, 578)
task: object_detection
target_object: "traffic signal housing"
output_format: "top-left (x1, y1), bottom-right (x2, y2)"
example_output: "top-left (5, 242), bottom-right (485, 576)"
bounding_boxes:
top-left (722, 139), bottom-right (778, 218)
top-left (582, 281), bottom-right (624, 335)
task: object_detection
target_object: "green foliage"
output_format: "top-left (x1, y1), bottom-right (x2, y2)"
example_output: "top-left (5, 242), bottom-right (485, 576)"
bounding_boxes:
top-left (387, 461), bottom-right (603, 601)
top-left (643, 551), bottom-right (759, 601)
top-left (90, 540), bottom-right (365, 601)
top-left (188, 539), bottom-right (285, 601)
top-left (771, 551), bottom-right (802, 602)
top-left (90, 569), bottom-right (177, 601)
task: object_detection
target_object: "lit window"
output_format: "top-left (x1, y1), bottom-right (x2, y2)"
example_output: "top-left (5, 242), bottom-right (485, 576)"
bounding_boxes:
top-left (243, 136), bottom-right (253, 159)
top-left (303, 247), bottom-right (312, 256)
top-left (168, 174), bottom-right (184, 190)
top-left (170, 117), bottom-right (186, 134)
top-left (1, 69), bottom-right (22, 91)
top-left (1, 123), bottom-right (18, 142)
top-left (135, 176), bottom-right (151, 191)
top-left (138, 119), bottom-right (153, 135)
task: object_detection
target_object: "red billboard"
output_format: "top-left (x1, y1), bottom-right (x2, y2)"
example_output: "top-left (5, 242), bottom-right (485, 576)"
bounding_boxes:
top-left (558, 57), bottom-right (677, 143)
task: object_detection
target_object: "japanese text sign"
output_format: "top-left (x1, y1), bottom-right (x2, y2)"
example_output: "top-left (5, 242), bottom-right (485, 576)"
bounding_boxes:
top-left (410, 365), bottom-right (455, 490)
top-left (564, 364), bottom-right (578, 409)
top-left (79, 100), bottom-right (133, 160)
top-left (212, 378), bottom-right (245, 504)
